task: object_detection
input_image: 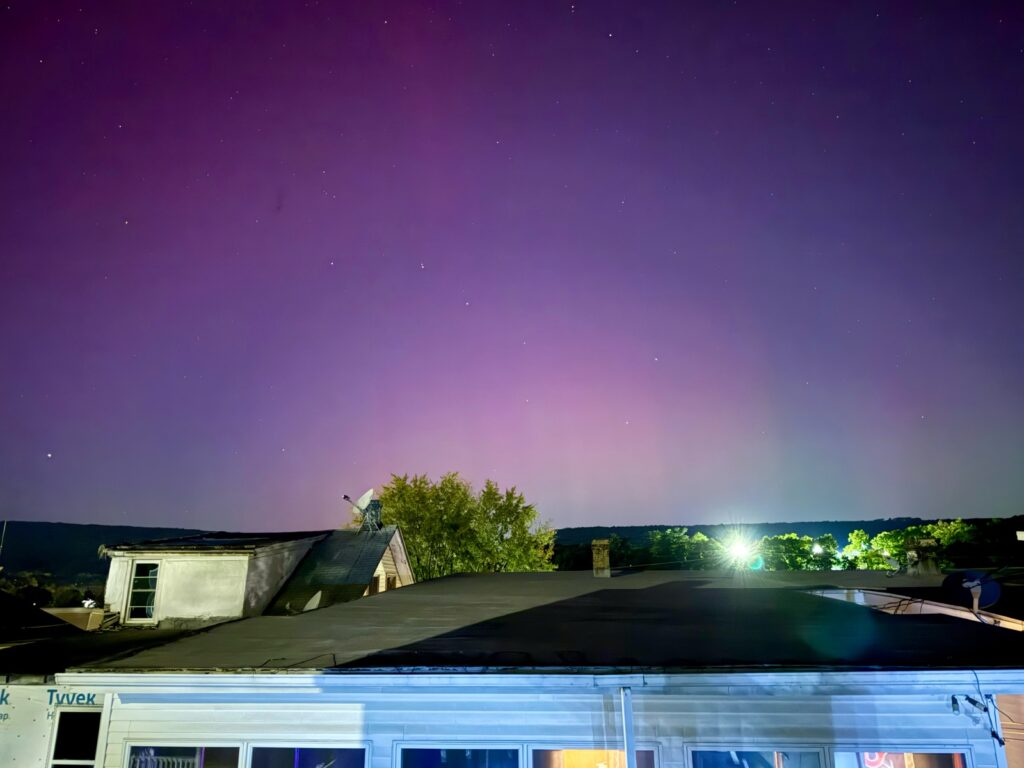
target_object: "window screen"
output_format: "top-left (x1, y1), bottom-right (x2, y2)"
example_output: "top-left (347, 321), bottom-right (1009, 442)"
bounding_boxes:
top-left (252, 747), bottom-right (365, 768)
top-left (403, 749), bottom-right (519, 768)
top-left (128, 745), bottom-right (239, 768)
top-left (128, 562), bottom-right (159, 620)
top-left (692, 752), bottom-right (821, 768)
top-left (52, 710), bottom-right (101, 764)
top-left (833, 753), bottom-right (966, 768)
top-left (533, 749), bottom-right (655, 768)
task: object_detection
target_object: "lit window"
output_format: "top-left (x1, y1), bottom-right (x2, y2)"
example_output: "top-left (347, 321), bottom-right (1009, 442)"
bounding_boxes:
top-left (128, 562), bottom-right (159, 620)
top-left (128, 745), bottom-right (239, 768)
top-left (252, 747), bottom-right (364, 768)
top-left (692, 752), bottom-right (821, 768)
top-left (834, 753), bottom-right (966, 768)
top-left (51, 710), bottom-right (101, 767)
top-left (534, 749), bottom-right (656, 768)
top-left (403, 749), bottom-right (519, 768)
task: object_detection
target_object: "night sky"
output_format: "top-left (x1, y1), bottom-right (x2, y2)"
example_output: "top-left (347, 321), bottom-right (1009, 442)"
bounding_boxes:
top-left (2, 2), bottom-right (1023, 531)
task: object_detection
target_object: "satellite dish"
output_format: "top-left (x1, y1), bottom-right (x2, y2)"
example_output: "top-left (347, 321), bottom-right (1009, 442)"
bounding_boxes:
top-left (303, 590), bottom-right (322, 612)
top-left (342, 488), bottom-right (373, 515)
top-left (941, 570), bottom-right (1001, 612)
top-left (353, 488), bottom-right (374, 513)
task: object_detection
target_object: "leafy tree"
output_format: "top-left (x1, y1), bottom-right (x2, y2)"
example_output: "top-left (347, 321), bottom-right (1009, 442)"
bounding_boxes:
top-left (870, 527), bottom-right (912, 567)
top-left (608, 534), bottom-right (638, 567)
top-left (554, 520), bottom-right (980, 573)
top-left (809, 534), bottom-right (840, 570)
top-left (475, 479), bottom-right (556, 572)
top-left (647, 528), bottom-right (719, 569)
top-left (551, 542), bottom-right (591, 570)
top-left (378, 473), bottom-right (554, 580)
top-left (688, 532), bottom-right (720, 568)
top-left (759, 533), bottom-right (814, 570)
top-left (648, 527), bottom-right (688, 567)
top-left (841, 529), bottom-right (886, 569)
top-left (836, 520), bottom-right (977, 571)
top-left (924, 519), bottom-right (975, 547)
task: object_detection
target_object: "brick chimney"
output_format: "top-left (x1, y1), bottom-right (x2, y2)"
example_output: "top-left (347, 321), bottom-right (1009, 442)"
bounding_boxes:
top-left (592, 539), bottom-right (611, 578)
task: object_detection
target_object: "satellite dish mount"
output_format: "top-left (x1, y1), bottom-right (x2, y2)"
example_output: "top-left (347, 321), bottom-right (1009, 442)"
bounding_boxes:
top-left (343, 488), bottom-right (381, 531)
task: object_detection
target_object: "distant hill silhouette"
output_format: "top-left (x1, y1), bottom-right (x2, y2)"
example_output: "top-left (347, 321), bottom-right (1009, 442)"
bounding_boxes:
top-left (0, 521), bottom-right (203, 582)
top-left (2, 516), bottom-right (1015, 584)
top-left (554, 518), bottom-right (936, 546)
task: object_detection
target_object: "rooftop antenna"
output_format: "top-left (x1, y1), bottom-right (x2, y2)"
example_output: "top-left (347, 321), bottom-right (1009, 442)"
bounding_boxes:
top-left (342, 488), bottom-right (380, 531)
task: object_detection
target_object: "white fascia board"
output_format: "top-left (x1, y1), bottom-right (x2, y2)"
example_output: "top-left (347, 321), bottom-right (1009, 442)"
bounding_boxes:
top-left (57, 668), bottom-right (1024, 696)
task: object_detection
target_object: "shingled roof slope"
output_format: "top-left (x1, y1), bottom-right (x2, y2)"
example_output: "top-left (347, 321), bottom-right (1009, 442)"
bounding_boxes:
top-left (264, 527), bottom-right (399, 615)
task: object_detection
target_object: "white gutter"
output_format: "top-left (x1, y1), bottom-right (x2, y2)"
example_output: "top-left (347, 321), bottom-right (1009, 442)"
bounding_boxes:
top-left (55, 669), bottom-right (1024, 696)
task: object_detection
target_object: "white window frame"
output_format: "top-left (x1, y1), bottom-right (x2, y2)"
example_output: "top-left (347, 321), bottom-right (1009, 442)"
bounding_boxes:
top-left (246, 739), bottom-right (371, 768)
top-left (527, 741), bottom-right (662, 768)
top-left (829, 745), bottom-right (975, 768)
top-left (122, 740), bottom-right (244, 768)
top-left (396, 741), bottom-right (526, 768)
top-left (685, 745), bottom-right (829, 768)
top-left (124, 559), bottom-right (162, 625)
top-left (48, 707), bottom-right (104, 767)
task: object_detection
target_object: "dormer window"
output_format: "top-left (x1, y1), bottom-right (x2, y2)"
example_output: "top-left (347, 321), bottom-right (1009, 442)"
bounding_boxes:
top-left (127, 561), bottom-right (159, 621)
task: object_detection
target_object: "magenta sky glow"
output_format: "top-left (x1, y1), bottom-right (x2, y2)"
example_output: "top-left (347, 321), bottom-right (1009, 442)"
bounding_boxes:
top-left (2, 2), bottom-right (1023, 531)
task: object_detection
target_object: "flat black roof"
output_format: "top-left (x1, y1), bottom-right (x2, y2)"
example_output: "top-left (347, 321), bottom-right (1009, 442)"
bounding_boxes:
top-left (0, 627), bottom-right (193, 677)
top-left (72, 569), bottom-right (1024, 674)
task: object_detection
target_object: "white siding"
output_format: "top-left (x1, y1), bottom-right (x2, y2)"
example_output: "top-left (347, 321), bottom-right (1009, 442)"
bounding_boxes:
top-left (89, 678), bottom-right (1005, 768)
top-left (155, 556), bottom-right (249, 622)
top-left (997, 695), bottom-right (1024, 768)
top-left (380, 549), bottom-right (405, 589)
top-left (104, 553), bottom-right (250, 625)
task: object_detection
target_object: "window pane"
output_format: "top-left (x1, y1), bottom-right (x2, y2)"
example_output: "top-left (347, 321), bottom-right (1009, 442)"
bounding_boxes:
top-left (404, 749), bottom-right (519, 768)
top-left (693, 753), bottom-right (820, 768)
top-left (128, 564), bottom-right (159, 620)
top-left (534, 749), bottom-right (655, 768)
top-left (253, 747), bottom-right (364, 768)
top-left (128, 745), bottom-right (239, 768)
top-left (133, 563), bottom-right (159, 578)
top-left (834, 754), bottom-right (966, 768)
top-left (52, 710), bottom-right (101, 760)
top-left (130, 591), bottom-right (157, 608)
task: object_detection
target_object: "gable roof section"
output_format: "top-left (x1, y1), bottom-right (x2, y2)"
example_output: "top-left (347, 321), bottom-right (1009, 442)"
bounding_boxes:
top-left (264, 526), bottom-right (401, 615)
